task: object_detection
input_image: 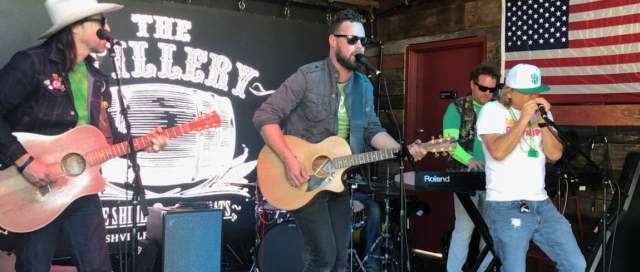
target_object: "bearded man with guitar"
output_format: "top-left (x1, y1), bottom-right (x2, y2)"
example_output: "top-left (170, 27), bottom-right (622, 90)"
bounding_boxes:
top-left (253, 9), bottom-right (430, 272)
top-left (0, 1), bottom-right (170, 271)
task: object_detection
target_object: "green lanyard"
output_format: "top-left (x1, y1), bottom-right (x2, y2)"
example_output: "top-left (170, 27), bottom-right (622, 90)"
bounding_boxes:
top-left (508, 108), bottom-right (539, 158)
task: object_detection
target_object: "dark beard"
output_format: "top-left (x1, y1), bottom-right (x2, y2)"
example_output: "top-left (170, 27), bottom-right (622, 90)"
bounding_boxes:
top-left (336, 51), bottom-right (359, 71)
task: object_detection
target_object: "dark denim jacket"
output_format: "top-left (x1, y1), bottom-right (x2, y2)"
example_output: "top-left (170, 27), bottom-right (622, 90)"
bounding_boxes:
top-left (0, 41), bottom-right (121, 166)
top-left (253, 58), bottom-right (385, 154)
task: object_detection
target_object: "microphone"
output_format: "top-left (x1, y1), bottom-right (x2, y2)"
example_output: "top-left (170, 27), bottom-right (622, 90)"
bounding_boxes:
top-left (537, 103), bottom-right (549, 120)
top-left (355, 53), bottom-right (381, 76)
top-left (96, 29), bottom-right (121, 45)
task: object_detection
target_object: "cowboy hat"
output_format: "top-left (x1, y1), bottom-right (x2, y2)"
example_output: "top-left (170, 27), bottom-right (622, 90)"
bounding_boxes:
top-left (39, 0), bottom-right (123, 39)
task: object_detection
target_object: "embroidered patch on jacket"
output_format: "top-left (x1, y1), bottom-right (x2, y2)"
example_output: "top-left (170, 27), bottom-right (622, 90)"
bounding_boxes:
top-left (43, 73), bottom-right (66, 93)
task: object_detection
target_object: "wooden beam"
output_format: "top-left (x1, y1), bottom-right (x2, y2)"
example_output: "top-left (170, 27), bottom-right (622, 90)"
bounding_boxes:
top-left (289, 0), bottom-right (379, 9)
top-left (553, 104), bottom-right (640, 126)
top-left (331, 0), bottom-right (379, 8)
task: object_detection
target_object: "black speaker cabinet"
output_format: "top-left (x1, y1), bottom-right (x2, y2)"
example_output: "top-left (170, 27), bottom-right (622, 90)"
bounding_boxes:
top-left (147, 207), bottom-right (223, 272)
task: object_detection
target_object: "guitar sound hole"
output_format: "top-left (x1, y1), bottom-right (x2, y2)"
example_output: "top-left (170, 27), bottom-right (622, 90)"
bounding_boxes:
top-left (61, 153), bottom-right (86, 177)
top-left (311, 155), bottom-right (334, 178)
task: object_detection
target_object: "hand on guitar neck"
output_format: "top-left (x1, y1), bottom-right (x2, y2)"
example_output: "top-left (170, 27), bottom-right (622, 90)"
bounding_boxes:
top-left (15, 127), bottom-right (170, 188)
top-left (143, 127), bottom-right (171, 153)
top-left (406, 139), bottom-right (427, 161)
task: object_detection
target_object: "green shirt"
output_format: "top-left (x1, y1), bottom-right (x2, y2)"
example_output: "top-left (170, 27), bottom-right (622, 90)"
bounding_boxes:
top-left (442, 100), bottom-right (485, 165)
top-left (68, 62), bottom-right (90, 126)
top-left (337, 82), bottom-right (349, 139)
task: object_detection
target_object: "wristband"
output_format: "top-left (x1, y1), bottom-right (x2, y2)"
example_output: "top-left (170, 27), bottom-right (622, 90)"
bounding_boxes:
top-left (17, 156), bottom-right (34, 173)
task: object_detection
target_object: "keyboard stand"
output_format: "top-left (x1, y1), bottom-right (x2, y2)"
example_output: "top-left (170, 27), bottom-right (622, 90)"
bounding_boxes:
top-left (455, 192), bottom-right (501, 272)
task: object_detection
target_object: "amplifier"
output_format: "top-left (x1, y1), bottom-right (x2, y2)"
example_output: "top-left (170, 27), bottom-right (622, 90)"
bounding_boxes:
top-left (147, 207), bottom-right (223, 272)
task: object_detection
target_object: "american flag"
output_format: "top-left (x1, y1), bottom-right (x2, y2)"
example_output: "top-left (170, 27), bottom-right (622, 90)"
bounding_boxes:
top-left (502, 0), bottom-right (640, 104)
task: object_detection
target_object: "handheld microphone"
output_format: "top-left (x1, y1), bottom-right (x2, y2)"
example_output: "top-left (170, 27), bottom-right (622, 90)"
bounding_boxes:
top-left (537, 103), bottom-right (549, 120)
top-left (96, 29), bottom-right (121, 45)
top-left (355, 53), bottom-right (381, 76)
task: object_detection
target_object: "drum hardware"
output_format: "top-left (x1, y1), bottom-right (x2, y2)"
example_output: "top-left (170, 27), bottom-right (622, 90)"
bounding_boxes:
top-left (366, 176), bottom-right (402, 272)
top-left (249, 179), bottom-right (291, 272)
top-left (348, 181), bottom-right (368, 272)
top-left (249, 183), bottom-right (262, 272)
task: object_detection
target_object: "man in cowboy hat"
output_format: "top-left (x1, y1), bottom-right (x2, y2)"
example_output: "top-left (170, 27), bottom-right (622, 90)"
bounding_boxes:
top-left (476, 64), bottom-right (585, 271)
top-left (0, 0), bottom-right (168, 271)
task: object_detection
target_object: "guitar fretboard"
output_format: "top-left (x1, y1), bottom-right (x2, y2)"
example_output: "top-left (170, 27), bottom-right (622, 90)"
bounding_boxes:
top-left (332, 147), bottom-right (400, 169)
top-left (83, 122), bottom-right (198, 167)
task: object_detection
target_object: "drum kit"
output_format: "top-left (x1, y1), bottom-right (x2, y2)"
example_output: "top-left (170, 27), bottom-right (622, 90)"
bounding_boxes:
top-left (248, 175), bottom-right (404, 272)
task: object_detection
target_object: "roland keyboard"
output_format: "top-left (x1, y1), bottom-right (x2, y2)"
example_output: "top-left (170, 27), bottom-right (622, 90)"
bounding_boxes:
top-left (398, 171), bottom-right (486, 192)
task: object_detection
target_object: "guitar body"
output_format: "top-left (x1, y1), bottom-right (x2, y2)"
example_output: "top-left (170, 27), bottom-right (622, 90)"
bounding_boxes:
top-left (257, 135), bottom-right (351, 211)
top-left (0, 126), bottom-right (108, 233)
top-left (0, 112), bottom-right (221, 233)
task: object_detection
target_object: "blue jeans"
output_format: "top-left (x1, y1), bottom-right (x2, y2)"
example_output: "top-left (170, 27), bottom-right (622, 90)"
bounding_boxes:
top-left (447, 192), bottom-right (493, 272)
top-left (352, 191), bottom-right (381, 270)
top-left (14, 194), bottom-right (110, 272)
top-left (484, 199), bottom-right (585, 272)
top-left (292, 191), bottom-right (351, 272)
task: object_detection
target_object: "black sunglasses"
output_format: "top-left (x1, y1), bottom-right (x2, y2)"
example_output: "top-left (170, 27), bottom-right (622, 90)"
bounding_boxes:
top-left (474, 81), bottom-right (499, 93)
top-left (333, 34), bottom-right (368, 46)
top-left (81, 17), bottom-right (106, 28)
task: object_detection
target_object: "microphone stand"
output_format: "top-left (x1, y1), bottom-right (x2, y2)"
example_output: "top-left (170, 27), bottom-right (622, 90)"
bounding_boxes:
top-left (106, 42), bottom-right (148, 272)
top-left (395, 143), bottom-right (415, 272)
top-left (369, 67), bottom-right (413, 272)
top-left (368, 43), bottom-right (409, 271)
top-left (540, 113), bottom-right (614, 272)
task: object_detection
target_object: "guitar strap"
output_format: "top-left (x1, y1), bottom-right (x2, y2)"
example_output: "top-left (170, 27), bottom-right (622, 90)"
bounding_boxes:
top-left (348, 72), bottom-right (365, 154)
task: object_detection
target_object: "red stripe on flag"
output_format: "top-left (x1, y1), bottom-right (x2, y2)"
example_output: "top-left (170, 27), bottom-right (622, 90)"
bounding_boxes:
top-left (505, 52), bottom-right (640, 68)
top-left (569, 13), bottom-right (640, 30)
top-left (543, 93), bottom-right (640, 104)
top-left (545, 72), bottom-right (640, 85)
top-left (569, 32), bottom-right (640, 48)
top-left (570, 0), bottom-right (640, 13)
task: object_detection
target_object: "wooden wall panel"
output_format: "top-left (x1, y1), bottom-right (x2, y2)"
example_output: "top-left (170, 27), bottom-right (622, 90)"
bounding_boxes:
top-left (554, 105), bottom-right (640, 126)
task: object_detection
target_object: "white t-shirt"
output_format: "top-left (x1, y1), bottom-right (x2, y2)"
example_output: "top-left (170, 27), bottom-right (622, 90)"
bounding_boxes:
top-left (476, 101), bottom-right (551, 201)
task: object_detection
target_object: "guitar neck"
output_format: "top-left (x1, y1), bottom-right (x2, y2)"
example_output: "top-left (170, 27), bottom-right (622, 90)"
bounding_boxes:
top-left (84, 122), bottom-right (194, 166)
top-left (332, 147), bottom-right (400, 169)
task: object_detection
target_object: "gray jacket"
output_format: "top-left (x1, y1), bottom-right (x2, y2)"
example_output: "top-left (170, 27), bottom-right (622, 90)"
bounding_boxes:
top-left (253, 58), bottom-right (385, 154)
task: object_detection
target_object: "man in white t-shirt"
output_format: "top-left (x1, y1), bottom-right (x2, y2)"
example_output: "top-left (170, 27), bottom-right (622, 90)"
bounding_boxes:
top-left (476, 64), bottom-right (585, 272)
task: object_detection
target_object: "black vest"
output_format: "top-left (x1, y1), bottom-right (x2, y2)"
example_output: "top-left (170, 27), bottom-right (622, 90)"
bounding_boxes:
top-left (446, 95), bottom-right (477, 171)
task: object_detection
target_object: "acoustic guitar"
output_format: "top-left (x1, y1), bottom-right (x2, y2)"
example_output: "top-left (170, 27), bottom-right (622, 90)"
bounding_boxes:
top-left (257, 135), bottom-right (455, 211)
top-left (0, 112), bottom-right (220, 233)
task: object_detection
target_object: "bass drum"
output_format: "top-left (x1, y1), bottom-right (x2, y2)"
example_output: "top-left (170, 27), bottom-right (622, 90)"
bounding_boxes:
top-left (259, 220), bottom-right (304, 272)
